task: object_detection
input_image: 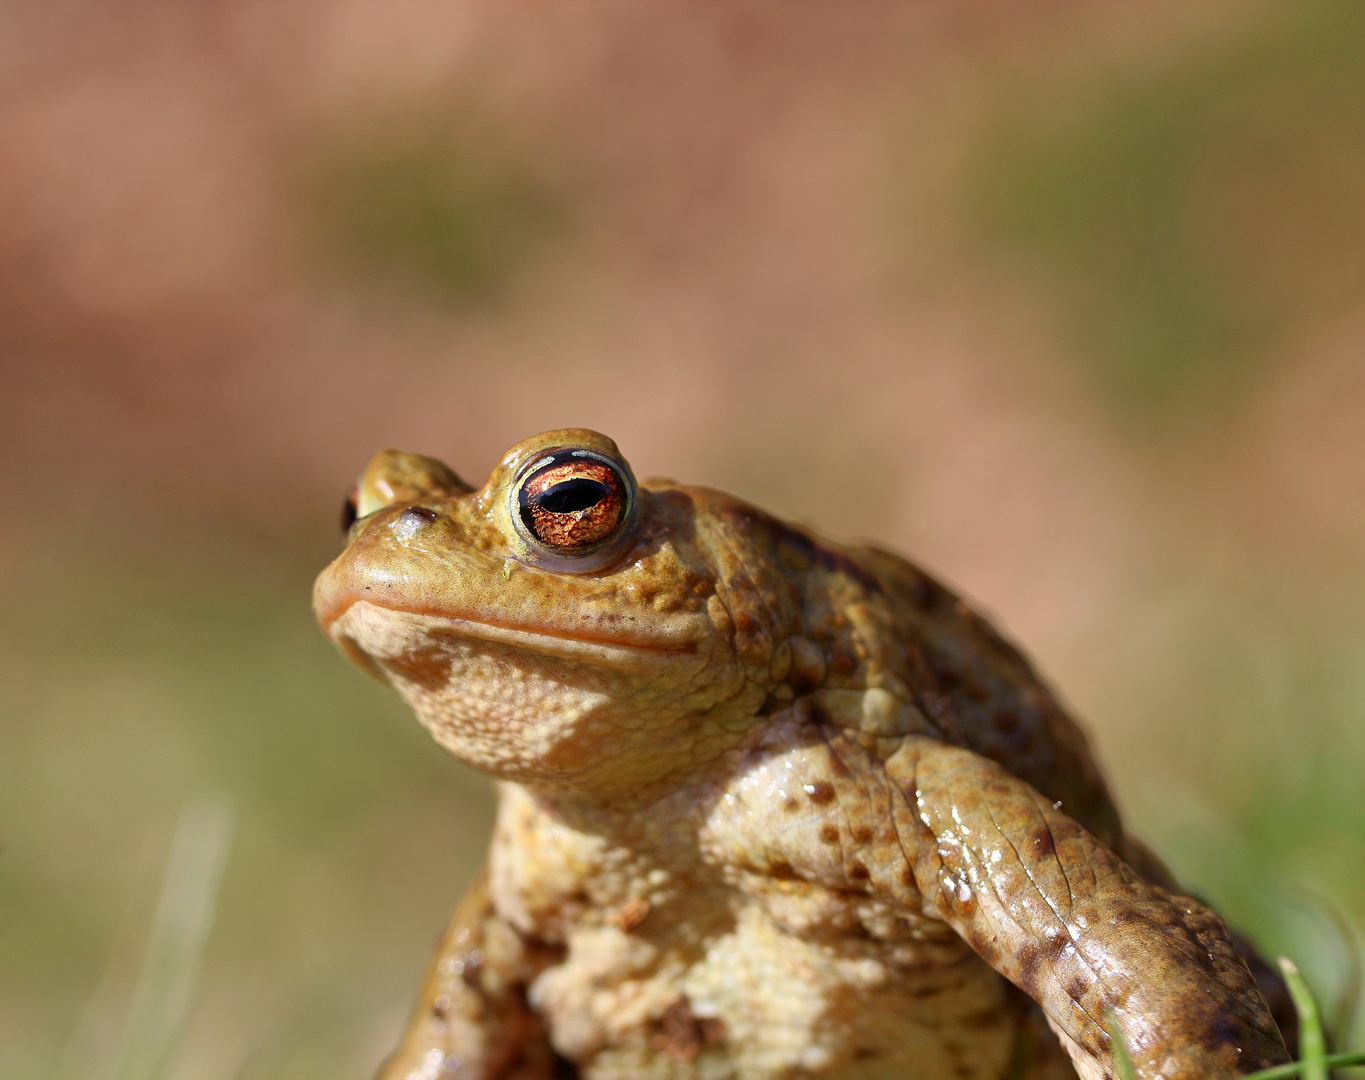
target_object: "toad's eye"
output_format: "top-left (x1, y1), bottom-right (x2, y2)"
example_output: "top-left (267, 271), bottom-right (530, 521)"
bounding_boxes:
top-left (514, 450), bottom-right (634, 557)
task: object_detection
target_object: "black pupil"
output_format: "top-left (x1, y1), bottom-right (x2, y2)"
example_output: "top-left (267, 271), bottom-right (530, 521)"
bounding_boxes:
top-left (535, 477), bottom-right (609, 513)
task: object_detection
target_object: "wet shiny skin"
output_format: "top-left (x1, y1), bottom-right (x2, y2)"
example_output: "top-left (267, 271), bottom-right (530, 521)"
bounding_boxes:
top-left (315, 429), bottom-right (1291, 1080)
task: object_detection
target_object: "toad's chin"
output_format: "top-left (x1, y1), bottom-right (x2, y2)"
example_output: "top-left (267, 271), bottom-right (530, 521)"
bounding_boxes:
top-left (327, 601), bottom-right (653, 784)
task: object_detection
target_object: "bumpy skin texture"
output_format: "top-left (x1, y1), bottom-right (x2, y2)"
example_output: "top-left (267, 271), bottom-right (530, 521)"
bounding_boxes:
top-left (314, 429), bottom-right (1292, 1080)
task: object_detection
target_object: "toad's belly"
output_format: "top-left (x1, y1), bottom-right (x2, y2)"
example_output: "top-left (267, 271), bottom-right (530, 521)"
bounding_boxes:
top-left (528, 898), bottom-right (1024, 1080)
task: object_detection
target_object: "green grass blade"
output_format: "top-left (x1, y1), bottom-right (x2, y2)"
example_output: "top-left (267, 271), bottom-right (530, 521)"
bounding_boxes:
top-left (1243, 1051), bottom-right (1365, 1080)
top-left (109, 796), bottom-right (235, 1080)
top-left (1281, 956), bottom-right (1328, 1080)
top-left (1106, 1009), bottom-right (1138, 1080)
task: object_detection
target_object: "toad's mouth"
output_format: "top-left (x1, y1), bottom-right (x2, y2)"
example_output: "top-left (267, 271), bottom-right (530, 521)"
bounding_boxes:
top-left (320, 596), bottom-right (701, 671)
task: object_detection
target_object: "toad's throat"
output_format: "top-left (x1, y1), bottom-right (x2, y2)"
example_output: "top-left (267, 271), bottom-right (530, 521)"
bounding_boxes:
top-left (323, 596), bottom-right (700, 670)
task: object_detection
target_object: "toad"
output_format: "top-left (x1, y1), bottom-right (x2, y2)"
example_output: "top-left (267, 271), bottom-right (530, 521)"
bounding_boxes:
top-left (314, 429), bottom-right (1293, 1080)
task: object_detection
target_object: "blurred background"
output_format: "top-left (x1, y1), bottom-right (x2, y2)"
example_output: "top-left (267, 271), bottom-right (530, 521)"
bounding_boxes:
top-left (3, 3), bottom-right (1363, 1077)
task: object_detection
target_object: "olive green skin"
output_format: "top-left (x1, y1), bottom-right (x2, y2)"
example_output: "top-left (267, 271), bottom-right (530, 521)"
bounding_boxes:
top-left (315, 429), bottom-right (1292, 1080)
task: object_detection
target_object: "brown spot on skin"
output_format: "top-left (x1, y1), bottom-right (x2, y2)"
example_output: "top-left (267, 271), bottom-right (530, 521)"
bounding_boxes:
top-left (850, 824), bottom-right (873, 843)
top-left (847, 859), bottom-right (870, 883)
top-left (899, 864), bottom-right (916, 888)
top-left (734, 611), bottom-right (757, 633)
top-left (1043, 934), bottom-right (1069, 966)
top-left (828, 651), bottom-right (856, 678)
top-left (804, 781), bottom-right (835, 805)
top-left (651, 999), bottom-right (726, 1063)
top-left (697, 1017), bottom-right (727, 1049)
top-left (778, 538), bottom-right (812, 572)
top-left (917, 692), bottom-right (964, 743)
top-left (931, 660), bottom-right (962, 691)
top-left (769, 521), bottom-right (880, 590)
top-left (384, 643), bottom-right (455, 692)
top-left (1065, 976), bottom-right (1089, 1004)
top-left (1017, 945), bottom-right (1042, 991)
top-left (770, 860), bottom-right (796, 880)
top-left (1030, 827), bottom-right (1056, 859)
top-left (819, 823), bottom-right (840, 845)
top-left (787, 636), bottom-right (827, 691)
top-left (606, 898), bottom-right (651, 932)
top-left (783, 797), bottom-right (800, 812)
top-left (1201, 1014), bottom-right (1244, 1054)
top-left (968, 931), bottom-right (999, 965)
top-left (917, 571), bottom-right (949, 609)
top-left (826, 755), bottom-right (852, 779)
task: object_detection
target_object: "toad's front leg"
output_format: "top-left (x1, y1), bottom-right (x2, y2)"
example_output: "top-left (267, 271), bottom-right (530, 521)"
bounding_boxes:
top-left (879, 738), bottom-right (1291, 1080)
top-left (377, 868), bottom-right (565, 1080)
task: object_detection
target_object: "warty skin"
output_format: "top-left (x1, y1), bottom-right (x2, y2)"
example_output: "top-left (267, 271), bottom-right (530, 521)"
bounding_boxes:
top-left (314, 428), bottom-right (1293, 1080)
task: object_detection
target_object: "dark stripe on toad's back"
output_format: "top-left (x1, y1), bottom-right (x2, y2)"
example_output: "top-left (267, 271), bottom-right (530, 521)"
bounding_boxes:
top-left (849, 541), bottom-right (1126, 847)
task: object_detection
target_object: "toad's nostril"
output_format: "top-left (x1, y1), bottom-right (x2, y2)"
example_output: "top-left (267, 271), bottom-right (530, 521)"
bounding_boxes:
top-left (394, 505), bottom-right (439, 541)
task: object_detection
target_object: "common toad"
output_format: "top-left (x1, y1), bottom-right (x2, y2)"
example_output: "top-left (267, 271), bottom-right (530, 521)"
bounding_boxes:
top-left (315, 429), bottom-right (1293, 1080)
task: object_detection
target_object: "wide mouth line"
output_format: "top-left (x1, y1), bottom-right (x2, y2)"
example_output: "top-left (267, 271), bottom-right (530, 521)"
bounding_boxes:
top-left (323, 595), bottom-right (697, 658)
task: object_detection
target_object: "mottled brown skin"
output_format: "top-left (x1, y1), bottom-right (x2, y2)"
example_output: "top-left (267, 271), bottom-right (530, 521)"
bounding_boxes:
top-left (314, 429), bottom-right (1293, 1080)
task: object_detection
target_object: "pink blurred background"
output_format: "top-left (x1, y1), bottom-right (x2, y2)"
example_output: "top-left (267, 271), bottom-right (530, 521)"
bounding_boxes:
top-left (3, 4), bottom-right (1363, 1078)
